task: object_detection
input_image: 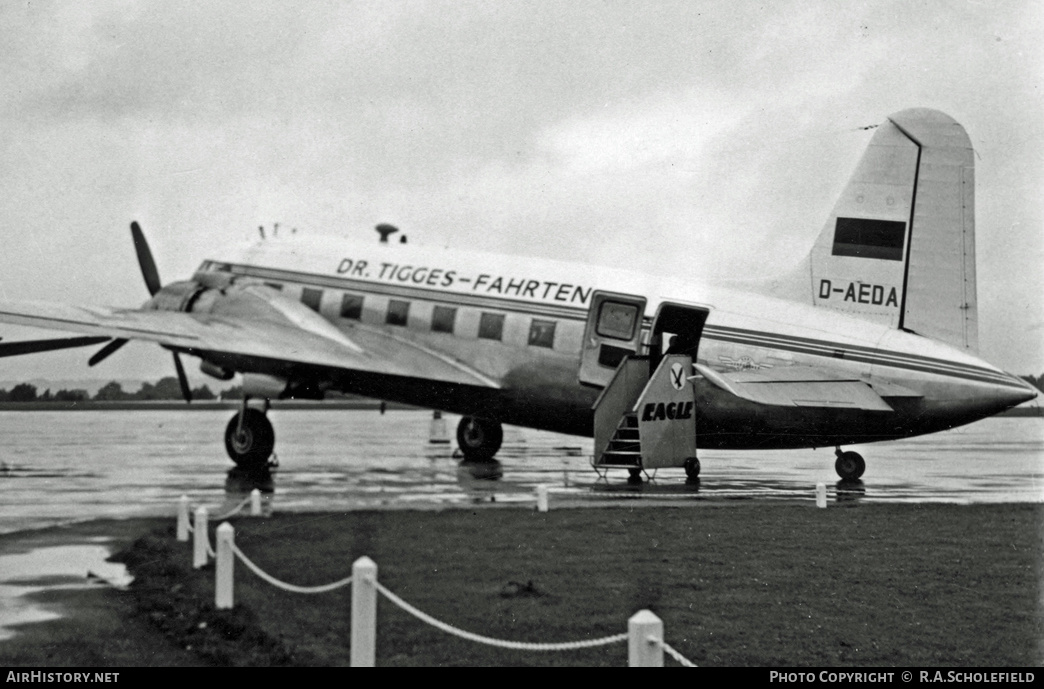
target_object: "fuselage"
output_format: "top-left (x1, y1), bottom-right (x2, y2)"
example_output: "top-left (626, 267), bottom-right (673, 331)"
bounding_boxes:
top-left (192, 235), bottom-right (1035, 449)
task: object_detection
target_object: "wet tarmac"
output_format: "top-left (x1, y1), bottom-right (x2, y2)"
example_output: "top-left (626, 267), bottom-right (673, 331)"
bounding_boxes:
top-left (0, 410), bottom-right (1039, 535)
top-left (0, 540), bottom-right (131, 641)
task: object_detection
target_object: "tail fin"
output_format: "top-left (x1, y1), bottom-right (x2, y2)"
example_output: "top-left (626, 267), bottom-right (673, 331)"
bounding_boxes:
top-left (807, 108), bottom-right (977, 353)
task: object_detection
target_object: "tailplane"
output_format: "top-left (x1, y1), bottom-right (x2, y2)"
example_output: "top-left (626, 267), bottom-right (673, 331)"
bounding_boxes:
top-left (800, 109), bottom-right (978, 353)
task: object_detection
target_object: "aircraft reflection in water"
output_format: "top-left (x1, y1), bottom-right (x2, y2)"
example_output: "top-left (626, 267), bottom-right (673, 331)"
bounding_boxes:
top-left (0, 109), bottom-right (1035, 486)
top-left (0, 411), bottom-right (1038, 534)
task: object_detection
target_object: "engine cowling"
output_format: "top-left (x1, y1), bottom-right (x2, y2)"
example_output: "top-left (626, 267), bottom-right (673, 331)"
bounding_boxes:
top-left (146, 274), bottom-right (343, 401)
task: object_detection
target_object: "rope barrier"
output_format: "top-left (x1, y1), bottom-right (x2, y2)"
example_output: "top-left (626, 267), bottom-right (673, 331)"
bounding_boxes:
top-left (231, 542), bottom-right (354, 594)
top-left (182, 499), bottom-right (694, 666)
top-left (212, 496), bottom-right (252, 521)
top-left (372, 579), bottom-right (628, 651)
top-left (657, 639), bottom-right (697, 667)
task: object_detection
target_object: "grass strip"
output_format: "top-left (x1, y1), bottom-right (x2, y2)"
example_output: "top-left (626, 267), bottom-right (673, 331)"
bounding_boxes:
top-left (112, 503), bottom-right (1043, 667)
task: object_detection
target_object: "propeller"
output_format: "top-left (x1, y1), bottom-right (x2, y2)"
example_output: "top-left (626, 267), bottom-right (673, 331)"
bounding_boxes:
top-left (0, 335), bottom-right (111, 358)
top-left (172, 350), bottom-right (192, 403)
top-left (86, 221), bottom-right (192, 403)
top-left (87, 338), bottom-right (128, 367)
top-left (130, 221), bottom-right (162, 297)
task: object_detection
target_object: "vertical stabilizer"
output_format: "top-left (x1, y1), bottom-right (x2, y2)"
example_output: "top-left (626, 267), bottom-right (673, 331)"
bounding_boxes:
top-left (806, 109), bottom-right (977, 353)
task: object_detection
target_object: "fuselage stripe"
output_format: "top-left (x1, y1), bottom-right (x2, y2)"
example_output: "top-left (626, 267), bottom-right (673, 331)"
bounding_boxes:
top-left (208, 263), bottom-right (1021, 389)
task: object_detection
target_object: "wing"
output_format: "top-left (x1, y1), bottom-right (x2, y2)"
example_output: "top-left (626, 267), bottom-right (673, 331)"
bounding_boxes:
top-left (693, 363), bottom-right (911, 411)
top-left (0, 300), bottom-right (499, 389)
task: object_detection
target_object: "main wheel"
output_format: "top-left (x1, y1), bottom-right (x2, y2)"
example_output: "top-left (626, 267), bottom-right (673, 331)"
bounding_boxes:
top-left (456, 416), bottom-right (503, 462)
top-left (225, 408), bottom-right (275, 469)
top-left (834, 451), bottom-right (865, 481)
top-left (684, 456), bottom-right (701, 480)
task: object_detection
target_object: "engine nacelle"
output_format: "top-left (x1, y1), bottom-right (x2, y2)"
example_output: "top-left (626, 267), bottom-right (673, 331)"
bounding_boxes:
top-left (200, 360), bottom-right (235, 381)
top-left (241, 373), bottom-right (291, 399)
top-left (241, 373), bottom-right (328, 401)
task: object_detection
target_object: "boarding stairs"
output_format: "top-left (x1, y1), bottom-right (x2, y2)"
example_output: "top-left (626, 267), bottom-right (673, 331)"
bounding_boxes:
top-left (592, 353), bottom-right (697, 473)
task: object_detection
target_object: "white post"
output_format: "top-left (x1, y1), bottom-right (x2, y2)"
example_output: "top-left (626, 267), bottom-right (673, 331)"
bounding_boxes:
top-left (816, 482), bottom-right (827, 508)
top-left (428, 410), bottom-right (449, 444)
top-left (536, 484), bottom-right (549, 512)
top-left (351, 556), bottom-right (378, 667)
top-left (193, 506), bottom-right (209, 569)
top-left (250, 489), bottom-right (262, 516)
top-left (176, 495), bottom-right (190, 541)
top-left (215, 522), bottom-right (234, 609)
top-left (628, 609), bottom-right (664, 667)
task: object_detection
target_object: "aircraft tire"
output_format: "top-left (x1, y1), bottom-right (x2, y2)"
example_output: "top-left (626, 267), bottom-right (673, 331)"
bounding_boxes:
top-left (834, 451), bottom-right (865, 481)
top-left (224, 408), bottom-right (275, 469)
top-left (456, 416), bottom-right (503, 462)
top-left (684, 456), bottom-right (701, 480)
top-left (627, 467), bottom-right (643, 483)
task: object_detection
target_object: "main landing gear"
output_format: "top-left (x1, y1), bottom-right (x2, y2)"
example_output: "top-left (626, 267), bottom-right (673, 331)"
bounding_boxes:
top-left (834, 447), bottom-right (865, 481)
top-left (225, 399), bottom-right (275, 470)
top-left (684, 456), bottom-right (701, 481)
top-left (456, 416), bottom-right (503, 462)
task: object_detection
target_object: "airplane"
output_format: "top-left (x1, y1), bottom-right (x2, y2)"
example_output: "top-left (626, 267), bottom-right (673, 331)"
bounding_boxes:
top-left (0, 108), bottom-right (1035, 482)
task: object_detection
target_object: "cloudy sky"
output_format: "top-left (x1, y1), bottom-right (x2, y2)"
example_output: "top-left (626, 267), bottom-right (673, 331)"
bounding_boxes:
top-left (0, 1), bottom-right (1040, 385)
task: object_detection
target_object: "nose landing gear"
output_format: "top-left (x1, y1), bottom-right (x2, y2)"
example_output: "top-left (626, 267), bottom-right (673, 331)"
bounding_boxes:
top-left (834, 447), bottom-right (865, 481)
top-left (225, 398), bottom-right (275, 470)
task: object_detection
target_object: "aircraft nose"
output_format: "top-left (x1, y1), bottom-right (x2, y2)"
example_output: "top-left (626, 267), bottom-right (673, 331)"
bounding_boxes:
top-left (1002, 373), bottom-right (1039, 407)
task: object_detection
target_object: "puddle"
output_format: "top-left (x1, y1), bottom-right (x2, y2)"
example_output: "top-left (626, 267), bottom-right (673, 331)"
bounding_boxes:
top-left (0, 544), bottom-right (131, 641)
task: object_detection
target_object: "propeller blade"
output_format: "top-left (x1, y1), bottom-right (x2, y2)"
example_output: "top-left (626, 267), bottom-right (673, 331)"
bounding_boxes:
top-left (0, 336), bottom-right (111, 359)
top-left (172, 352), bottom-right (192, 403)
top-left (130, 221), bottom-right (162, 296)
top-left (88, 338), bottom-right (129, 367)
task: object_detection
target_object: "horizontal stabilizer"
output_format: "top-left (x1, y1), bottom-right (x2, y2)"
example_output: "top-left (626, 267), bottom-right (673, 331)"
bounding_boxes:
top-left (693, 364), bottom-right (893, 411)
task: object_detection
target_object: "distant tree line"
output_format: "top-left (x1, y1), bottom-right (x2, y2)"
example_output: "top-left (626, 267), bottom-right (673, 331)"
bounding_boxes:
top-left (0, 378), bottom-right (245, 402)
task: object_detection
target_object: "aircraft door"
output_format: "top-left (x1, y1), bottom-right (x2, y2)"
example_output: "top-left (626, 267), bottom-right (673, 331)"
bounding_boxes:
top-left (648, 302), bottom-right (711, 372)
top-left (579, 291), bottom-right (648, 388)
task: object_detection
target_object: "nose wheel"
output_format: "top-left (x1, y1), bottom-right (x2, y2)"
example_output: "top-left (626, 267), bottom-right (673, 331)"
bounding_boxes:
top-left (225, 404), bottom-right (275, 469)
top-left (834, 448), bottom-right (865, 481)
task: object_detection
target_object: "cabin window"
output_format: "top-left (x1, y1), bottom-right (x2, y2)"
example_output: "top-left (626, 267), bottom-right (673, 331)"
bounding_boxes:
top-left (301, 288), bottom-right (323, 312)
top-left (264, 282), bottom-right (283, 291)
top-left (340, 293), bottom-right (364, 320)
top-left (528, 319), bottom-right (556, 348)
top-left (215, 263), bottom-right (232, 272)
top-left (431, 305), bottom-right (456, 333)
top-left (596, 301), bottom-right (638, 340)
top-left (478, 312), bottom-right (505, 341)
top-left (386, 299), bottom-right (410, 326)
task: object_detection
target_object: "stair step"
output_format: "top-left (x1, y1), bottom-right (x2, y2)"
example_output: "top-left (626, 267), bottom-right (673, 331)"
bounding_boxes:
top-left (595, 451), bottom-right (642, 468)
